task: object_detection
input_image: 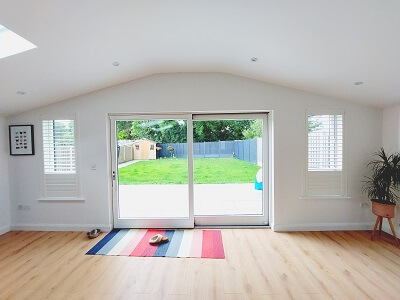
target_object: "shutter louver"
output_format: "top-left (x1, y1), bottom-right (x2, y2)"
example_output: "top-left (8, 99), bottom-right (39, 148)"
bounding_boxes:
top-left (42, 119), bottom-right (79, 198)
top-left (306, 114), bottom-right (344, 196)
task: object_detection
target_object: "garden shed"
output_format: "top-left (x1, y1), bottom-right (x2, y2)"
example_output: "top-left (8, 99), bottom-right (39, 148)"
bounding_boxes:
top-left (133, 138), bottom-right (157, 160)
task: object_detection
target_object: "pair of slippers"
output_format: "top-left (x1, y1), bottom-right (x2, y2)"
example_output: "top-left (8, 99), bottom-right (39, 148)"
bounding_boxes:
top-left (149, 234), bottom-right (169, 244)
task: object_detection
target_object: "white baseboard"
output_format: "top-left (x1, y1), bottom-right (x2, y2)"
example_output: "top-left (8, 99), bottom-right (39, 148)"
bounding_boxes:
top-left (8, 222), bottom-right (380, 233)
top-left (273, 222), bottom-right (374, 232)
top-left (11, 223), bottom-right (113, 232)
top-left (0, 224), bottom-right (11, 236)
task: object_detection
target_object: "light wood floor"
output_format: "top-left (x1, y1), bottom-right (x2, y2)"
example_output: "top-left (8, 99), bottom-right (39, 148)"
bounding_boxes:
top-left (0, 230), bottom-right (399, 300)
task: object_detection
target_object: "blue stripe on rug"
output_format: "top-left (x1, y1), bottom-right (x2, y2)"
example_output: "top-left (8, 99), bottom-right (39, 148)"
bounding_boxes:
top-left (154, 230), bottom-right (175, 257)
top-left (96, 229), bottom-right (130, 255)
top-left (86, 229), bottom-right (120, 255)
top-left (165, 230), bottom-right (184, 257)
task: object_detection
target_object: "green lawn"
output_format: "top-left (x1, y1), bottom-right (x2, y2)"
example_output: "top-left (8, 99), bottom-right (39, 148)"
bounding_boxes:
top-left (118, 158), bottom-right (261, 184)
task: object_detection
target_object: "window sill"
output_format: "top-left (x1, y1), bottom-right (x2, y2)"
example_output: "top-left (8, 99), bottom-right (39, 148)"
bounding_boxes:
top-left (37, 197), bottom-right (85, 202)
top-left (300, 195), bottom-right (352, 200)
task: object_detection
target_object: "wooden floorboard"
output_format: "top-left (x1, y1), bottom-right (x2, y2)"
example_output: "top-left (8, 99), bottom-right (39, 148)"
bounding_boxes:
top-left (0, 229), bottom-right (399, 299)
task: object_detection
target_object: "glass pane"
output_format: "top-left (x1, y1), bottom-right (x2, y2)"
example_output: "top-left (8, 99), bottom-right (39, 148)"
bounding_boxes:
top-left (116, 119), bottom-right (189, 218)
top-left (193, 119), bottom-right (263, 216)
top-left (308, 115), bottom-right (343, 171)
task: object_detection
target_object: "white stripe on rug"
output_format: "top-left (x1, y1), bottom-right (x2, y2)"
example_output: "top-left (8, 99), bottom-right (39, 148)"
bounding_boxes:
top-left (177, 230), bottom-right (194, 257)
top-left (108, 229), bottom-right (139, 255)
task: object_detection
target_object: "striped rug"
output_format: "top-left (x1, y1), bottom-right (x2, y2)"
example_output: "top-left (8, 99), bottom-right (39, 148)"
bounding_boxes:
top-left (86, 229), bottom-right (225, 259)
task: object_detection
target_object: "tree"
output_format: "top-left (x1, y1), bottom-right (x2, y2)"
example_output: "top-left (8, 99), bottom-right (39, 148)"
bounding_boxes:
top-left (118, 130), bottom-right (128, 140)
top-left (242, 119), bottom-right (262, 139)
top-left (130, 120), bottom-right (187, 143)
top-left (127, 120), bottom-right (252, 143)
top-left (193, 120), bottom-right (251, 142)
top-left (308, 119), bottom-right (322, 133)
top-left (117, 121), bottom-right (133, 140)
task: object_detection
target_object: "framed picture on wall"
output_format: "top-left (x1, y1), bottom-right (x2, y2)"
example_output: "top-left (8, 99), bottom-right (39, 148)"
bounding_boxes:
top-left (9, 125), bottom-right (35, 155)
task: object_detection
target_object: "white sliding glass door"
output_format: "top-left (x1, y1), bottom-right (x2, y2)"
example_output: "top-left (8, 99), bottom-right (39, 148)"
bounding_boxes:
top-left (110, 113), bottom-right (269, 228)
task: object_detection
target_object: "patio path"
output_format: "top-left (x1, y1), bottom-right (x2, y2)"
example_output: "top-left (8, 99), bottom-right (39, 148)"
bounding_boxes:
top-left (118, 183), bottom-right (262, 218)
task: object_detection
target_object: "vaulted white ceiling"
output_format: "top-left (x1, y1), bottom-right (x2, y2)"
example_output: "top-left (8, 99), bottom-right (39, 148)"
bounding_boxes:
top-left (1, 0), bottom-right (400, 116)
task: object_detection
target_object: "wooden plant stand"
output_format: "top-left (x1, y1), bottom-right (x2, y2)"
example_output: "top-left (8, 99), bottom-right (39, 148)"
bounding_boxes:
top-left (371, 216), bottom-right (399, 246)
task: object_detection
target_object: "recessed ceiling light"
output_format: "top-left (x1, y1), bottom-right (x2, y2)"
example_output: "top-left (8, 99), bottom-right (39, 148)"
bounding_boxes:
top-left (16, 91), bottom-right (26, 95)
top-left (354, 82), bottom-right (364, 86)
top-left (112, 62), bottom-right (120, 67)
top-left (251, 57), bottom-right (258, 62)
top-left (0, 24), bottom-right (37, 59)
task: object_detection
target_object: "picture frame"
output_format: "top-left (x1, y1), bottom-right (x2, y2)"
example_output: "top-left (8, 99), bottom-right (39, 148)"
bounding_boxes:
top-left (9, 125), bottom-right (35, 155)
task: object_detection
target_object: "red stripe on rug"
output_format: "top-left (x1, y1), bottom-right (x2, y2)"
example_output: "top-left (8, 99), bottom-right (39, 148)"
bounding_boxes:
top-left (130, 230), bottom-right (165, 256)
top-left (201, 230), bottom-right (214, 258)
top-left (142, 230), bottom-right (166, 257)
top-left (212, 230), bottom-right (225, 259)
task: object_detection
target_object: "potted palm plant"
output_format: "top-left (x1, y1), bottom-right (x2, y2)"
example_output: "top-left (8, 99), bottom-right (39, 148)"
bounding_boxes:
top-left (363, 148), bottom-right (400, 246)
top-left (363, 148), bottom-right (400, 218)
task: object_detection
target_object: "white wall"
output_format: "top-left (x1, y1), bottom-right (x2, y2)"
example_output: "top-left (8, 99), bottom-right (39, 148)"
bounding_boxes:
top-left (382, 105), bottom-right (400, 235)
top-left (382, 105), bottom-right (400, 152)
top-left (0, 117), bottom-right (11, 235)
top-left (6, 73), bottom-right (381, 231)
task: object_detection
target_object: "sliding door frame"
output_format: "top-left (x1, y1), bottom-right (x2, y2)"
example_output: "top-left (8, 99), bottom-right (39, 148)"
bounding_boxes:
top-left (109, 112), bottom-right (271, 228)
top-left (192, 113), bottom-right (269, 226)
top-left (110, 114), bottom-right (194, 228)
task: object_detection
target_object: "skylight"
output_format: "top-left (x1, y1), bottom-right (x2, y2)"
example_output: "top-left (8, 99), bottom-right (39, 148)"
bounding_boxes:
top-left (0, 24), bottom-right (36, 59)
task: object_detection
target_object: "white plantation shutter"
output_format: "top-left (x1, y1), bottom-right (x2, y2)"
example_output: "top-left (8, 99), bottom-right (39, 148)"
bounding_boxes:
top-left (42, 119), bottom-right (79, 198)
top-left (306, 112), bottom-right (345, 196)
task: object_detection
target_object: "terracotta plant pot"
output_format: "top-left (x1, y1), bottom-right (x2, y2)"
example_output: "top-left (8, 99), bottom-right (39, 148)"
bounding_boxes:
top-left (371, 199), bottom-right (396, 218)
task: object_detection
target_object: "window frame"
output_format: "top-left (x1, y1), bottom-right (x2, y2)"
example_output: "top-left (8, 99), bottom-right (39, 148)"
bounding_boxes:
top-left (304, 108), bottom-right (348, 198)
top-left (38, 114), bottom-right (83, 201)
